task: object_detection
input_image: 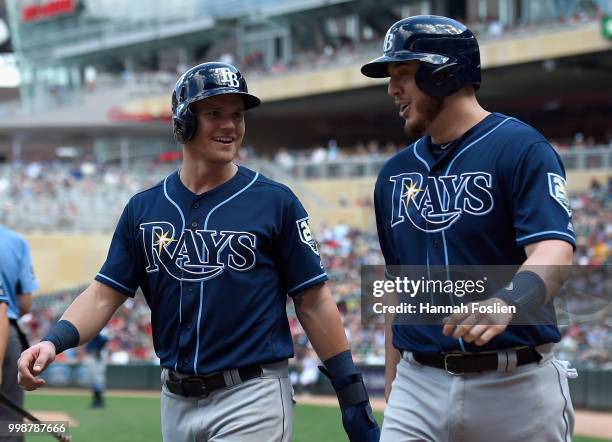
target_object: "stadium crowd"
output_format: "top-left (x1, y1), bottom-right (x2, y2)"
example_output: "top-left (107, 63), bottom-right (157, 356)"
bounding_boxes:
top-left (16, 176), bottom-right (611, 376)
top-left (272, 133), bottom-right (612, 176)
top-left (1, 135), bottom-right (609, 230)
top-left (0, 160), bottom-right (167, 231)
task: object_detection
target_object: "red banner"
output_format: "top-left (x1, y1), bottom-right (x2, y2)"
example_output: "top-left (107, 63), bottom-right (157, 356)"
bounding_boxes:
top-left (21, 0), bottom-right (77, 22)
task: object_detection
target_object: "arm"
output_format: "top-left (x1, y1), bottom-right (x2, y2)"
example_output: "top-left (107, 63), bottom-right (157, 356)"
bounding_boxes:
top-left (522, 239), bottom-right (573, 302)
top-left (0, 303), bottom-right (8, 386)
top-left (293, 282), bottom-right (349, 360)
top-left (294, 282), bottom-right (380, 442)
top-left (443, 239), bottom-right (573, 345)
top-left (17, 281), bottom-right (127, 390)
top-left (59, 281), bottom-right (127, 343)
top-left (17, 293), bottom-right (32, 317)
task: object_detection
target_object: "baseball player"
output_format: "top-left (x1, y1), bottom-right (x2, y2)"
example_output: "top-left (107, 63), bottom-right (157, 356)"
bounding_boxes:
top-left (17, 62), bottom-right (380, 442)
top-left (84, 332), bottom-right (108, 409)
top-left (362, 16), bottom-right (577, 442)
top-left (0, 225), bottom-right (37, 442)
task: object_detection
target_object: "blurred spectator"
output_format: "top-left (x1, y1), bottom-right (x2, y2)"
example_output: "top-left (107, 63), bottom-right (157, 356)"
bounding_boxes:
top-left (311, 145), bottom-right (327, 163)
top-left (274, 147), bottom-right (295, 172)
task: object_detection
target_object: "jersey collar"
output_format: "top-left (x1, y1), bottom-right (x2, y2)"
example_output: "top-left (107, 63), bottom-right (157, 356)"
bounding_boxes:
top-left (167, 165), bottom-right (252, 205)
top-left (418, 113), bottom-right (498, 172)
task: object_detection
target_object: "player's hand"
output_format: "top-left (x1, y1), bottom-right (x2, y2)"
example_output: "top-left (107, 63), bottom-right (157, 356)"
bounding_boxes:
top-left (442, 298), bottom-right (513, 346)
top-left (17, 341), bottom-right (57, 391)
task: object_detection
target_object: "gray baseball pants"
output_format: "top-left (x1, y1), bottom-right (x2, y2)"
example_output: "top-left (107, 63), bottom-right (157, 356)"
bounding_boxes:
top-left (381, 347), bottom-right (576, 442)
top-left (160, 360), bottom-right (294, 442)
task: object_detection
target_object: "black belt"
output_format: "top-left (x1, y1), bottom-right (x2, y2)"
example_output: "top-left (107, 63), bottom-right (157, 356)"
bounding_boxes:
top-left (165, 365), bottom-right (262, 398)
top-left (413, 347), bottom-right (541, 375)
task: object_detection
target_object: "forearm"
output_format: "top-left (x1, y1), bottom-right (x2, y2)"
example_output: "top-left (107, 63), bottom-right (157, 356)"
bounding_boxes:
top-left (482, 240), bottom-right (573, 323)
top-left (58, 281), bottom-right (126, 346)
top-left (295, 286), bottom-right (381, 439)
top-left (520, 240), bottom-right (573, 302)
top-left (294, 283), bottom-right (349, 361)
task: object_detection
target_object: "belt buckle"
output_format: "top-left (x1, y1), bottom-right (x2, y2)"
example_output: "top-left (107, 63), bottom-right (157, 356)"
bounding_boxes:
top-left (183, 378), bottom-right (210, 399)
top-left (198, 387), bottom-right (210, 399)
top-left (443, 354), bottom-right (464, 375)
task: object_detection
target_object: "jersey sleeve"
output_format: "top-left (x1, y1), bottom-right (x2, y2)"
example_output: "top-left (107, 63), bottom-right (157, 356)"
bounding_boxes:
top-left (278, 197), bottom-right (328, 296)
top-left (95, 203), bottom-right (140, 297)
top-left (512, 142), bottom-right (576, 248)
top-left (16, 238), bottom-right (38, 294)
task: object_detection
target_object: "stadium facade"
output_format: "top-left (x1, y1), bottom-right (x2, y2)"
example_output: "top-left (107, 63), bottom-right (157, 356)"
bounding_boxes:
top-left (0, 0), bottom-right (610, 162)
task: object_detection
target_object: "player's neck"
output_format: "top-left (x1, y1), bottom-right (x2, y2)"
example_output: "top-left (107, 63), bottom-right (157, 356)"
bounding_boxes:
top-left (179, 160), bottom-right (238, 195)
top-left (428, 92), bottom-right (490, 144)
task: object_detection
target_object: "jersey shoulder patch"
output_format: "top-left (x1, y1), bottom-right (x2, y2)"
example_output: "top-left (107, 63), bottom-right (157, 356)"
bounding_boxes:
top-left (296, 217), bottom-right (319, 256)
top-left (548, 173), bottom-right (571, 216)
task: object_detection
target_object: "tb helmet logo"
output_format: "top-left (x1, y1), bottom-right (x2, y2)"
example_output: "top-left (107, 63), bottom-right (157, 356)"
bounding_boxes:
top-left (548, 173), bottom-right (571, 216)
top-left (296, 217), bottom-right (319, 256)
top-left (389, 172), bottom-right (494, 232)
top-left (383, 30), bottom-right (395, 53)
top-left (212, 68), bottom-right (240, 88)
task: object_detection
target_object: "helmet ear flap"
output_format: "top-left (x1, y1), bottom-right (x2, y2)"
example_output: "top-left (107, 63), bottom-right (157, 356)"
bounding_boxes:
top-left (431, 63), bottom-right (457, 86)
top-left (173, 102), bottom-right (197, 143)
top-left (416, 62), bottom-right (463, 98)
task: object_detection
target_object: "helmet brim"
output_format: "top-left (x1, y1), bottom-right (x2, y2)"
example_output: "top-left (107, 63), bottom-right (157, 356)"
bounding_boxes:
top-left (361, 52), bottom-right (451, 78)
top-left (189, 88), bottom-right (261, 110)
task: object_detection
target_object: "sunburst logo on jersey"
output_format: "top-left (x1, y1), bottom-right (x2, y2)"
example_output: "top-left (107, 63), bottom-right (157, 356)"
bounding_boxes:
top-left (155, 230), bottom-right (176, 256)
top-left (402, 181), bottom-right (423, 207)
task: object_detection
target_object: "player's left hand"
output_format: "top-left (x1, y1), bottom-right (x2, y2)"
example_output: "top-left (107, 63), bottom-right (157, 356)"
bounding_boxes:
top-left (442, 298), bottom-right (513, 346)
top-left (319, 369), bottom-right (380, 442)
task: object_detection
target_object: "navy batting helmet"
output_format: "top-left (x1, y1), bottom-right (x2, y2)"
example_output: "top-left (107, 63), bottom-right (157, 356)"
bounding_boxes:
top-left (361, 15), bottom-right (481, 98)
top-left (172, 62), bottom-right (261, 143)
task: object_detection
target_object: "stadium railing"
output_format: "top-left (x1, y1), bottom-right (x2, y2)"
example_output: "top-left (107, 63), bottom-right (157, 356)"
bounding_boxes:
top-left (289, 146), bottom-right (612, 179)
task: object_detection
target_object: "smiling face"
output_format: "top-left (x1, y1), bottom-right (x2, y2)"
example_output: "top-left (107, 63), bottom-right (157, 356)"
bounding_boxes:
top-left (186, 94), bottom-right (246, 164)
top-left (387, 61), bottom-right (443, 139)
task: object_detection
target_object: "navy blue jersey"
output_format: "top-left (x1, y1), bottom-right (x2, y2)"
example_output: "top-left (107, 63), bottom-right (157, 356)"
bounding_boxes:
top-left (374, 113), bottom-right (575, 354)
top-left (96, 166), bottom-right (327, 374)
